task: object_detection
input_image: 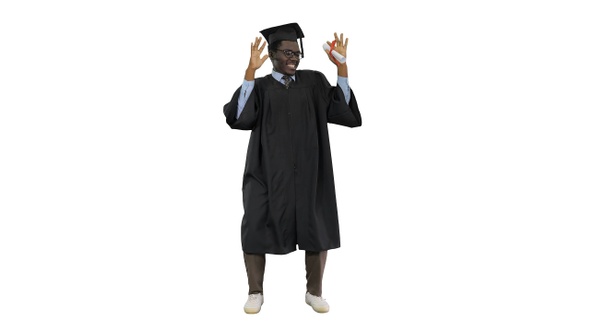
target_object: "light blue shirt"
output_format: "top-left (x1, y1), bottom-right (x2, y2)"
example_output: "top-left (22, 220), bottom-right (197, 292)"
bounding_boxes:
top-left (236, 70), bottom-right (351, 119)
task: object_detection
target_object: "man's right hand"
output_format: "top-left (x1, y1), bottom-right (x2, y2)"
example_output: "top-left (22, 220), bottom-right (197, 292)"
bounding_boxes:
top-left (245, 37), bottom-right (268, 80)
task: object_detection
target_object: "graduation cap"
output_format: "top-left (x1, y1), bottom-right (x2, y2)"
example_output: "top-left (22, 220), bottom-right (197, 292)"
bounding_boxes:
top-left (260, 22), bottom-right (305, 57)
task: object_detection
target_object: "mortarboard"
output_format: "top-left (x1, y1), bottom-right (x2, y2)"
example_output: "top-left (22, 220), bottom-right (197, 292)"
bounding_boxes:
top-left (260, 22), bottom-right (305, 57)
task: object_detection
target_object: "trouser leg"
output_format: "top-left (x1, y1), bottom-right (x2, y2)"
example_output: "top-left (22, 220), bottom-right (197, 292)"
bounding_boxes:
top-left (305, 250), bottom-right (327, 297)
top-left (243, 252), bottom-right (265, 295)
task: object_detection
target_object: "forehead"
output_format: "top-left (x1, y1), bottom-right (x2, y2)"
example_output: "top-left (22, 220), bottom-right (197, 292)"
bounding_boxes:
top-left (279, 40), bottom-right (300, 51)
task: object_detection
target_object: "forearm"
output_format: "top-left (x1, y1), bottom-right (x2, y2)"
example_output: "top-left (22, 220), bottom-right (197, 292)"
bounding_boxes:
top-left (337, 76), bottom-right (351, 104)
top-left (245, 68), bottom-right (256, 81)
top-left (337, 63), bottom-right (348, 78)
top-left (237, 80), bottom-right (255, 119)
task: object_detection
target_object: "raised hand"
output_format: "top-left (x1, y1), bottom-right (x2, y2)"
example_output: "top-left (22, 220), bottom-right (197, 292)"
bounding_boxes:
top-left (249, 37), bottom-right (269, 70)
top-left (325, 32), bottom-right (348, 65)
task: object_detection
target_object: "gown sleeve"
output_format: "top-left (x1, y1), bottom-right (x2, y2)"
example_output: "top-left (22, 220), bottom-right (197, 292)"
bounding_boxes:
top-left (320, 73), bottom-right (362, 128)
top-left (223, 85), bottom-right (258, 130)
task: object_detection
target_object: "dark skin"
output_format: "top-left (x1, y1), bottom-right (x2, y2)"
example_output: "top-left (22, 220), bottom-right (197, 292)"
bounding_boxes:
top-left (244, 32), bottom-right (349, 81)
top-left (270, 40), bottom-right (301, 76)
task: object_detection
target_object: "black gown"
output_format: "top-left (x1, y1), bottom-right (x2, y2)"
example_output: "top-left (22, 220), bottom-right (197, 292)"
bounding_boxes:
top-left (223, 70), bottom-right (362, 254)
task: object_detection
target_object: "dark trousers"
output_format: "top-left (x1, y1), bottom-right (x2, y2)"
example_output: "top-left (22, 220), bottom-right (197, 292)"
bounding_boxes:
top-left (243, 251), bottom-right (327, 296)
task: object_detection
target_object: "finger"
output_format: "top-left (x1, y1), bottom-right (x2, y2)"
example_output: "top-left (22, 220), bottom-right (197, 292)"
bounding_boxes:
top-left (334, 32), bottom-right (342, 45)
top-left (344, 37), bottom-right (348, 48)
top-left (258, 41), bottom-right (267, 52)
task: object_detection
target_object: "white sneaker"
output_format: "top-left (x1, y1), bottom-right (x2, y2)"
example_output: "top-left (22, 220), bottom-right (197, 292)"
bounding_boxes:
top-left (305, 292), bottom-right (330, 313)
top-left (244, 293), bottom-right (264, 314)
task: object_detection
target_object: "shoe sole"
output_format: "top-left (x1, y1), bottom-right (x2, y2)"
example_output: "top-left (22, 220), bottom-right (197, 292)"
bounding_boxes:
top-left (309, 306), bottom-right (329, 313)
top-left (244, 307), bottom-right (261, 314)
top-left (306, 301), bottom-right (329, 313)
top-left (244, 302), bottom-right (263, 314)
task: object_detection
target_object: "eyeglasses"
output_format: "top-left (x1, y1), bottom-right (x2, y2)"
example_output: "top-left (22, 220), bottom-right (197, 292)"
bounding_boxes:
top-left (276, 49), bottom-right (303, 58)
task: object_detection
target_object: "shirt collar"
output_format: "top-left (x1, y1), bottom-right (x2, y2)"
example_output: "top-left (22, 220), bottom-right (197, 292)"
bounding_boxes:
top-left (272, 70), bottom-right (296, 82)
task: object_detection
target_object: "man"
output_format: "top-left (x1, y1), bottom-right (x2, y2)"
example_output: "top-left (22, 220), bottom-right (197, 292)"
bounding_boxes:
top-left (223, 22), bottom-right (362, 314)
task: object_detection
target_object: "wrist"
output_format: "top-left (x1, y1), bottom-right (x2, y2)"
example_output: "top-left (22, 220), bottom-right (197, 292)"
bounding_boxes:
top-left (337, 63), bottom-right (348, 77)
top-left (245, 68), bottom-right (256, 81)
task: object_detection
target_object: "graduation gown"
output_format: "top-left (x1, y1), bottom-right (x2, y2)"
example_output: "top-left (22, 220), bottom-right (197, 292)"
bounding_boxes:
top-left (223, 70), bottom-right (362, 254)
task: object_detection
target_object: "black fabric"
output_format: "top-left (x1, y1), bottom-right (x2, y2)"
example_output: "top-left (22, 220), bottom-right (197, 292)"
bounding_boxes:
top-left (224, 70), bottom-right (361, 254)
top-left (260, 22), bottom-right (304, 44)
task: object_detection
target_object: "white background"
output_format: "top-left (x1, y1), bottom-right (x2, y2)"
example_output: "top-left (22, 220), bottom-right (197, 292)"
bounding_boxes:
top-left (1, 1), bottom-right (589, 331)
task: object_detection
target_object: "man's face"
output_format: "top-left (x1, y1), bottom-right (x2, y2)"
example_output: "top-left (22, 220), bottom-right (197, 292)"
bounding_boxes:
top-left (271, 40), bottom-right (301, 76)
